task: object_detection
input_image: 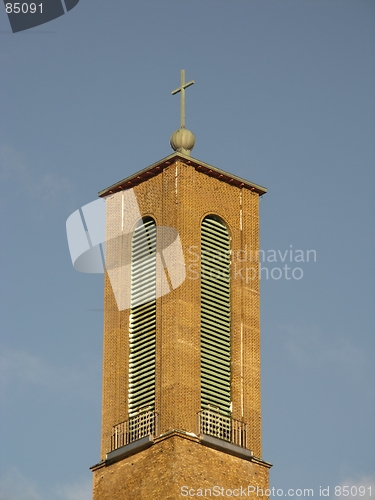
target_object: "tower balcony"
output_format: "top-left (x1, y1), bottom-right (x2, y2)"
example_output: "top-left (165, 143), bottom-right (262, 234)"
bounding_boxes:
top-left (109, 406), bottom-right (249, 459)
top-left (197, 407), bottom-right (248, 449)
top-left (111, 408), bottom-right (158, 452)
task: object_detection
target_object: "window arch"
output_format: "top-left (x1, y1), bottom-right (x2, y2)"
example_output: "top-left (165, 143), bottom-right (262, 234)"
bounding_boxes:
top-left (200, 215), bottom-right (231, 415)
top-left (128, 217), bottom-right (156, 417)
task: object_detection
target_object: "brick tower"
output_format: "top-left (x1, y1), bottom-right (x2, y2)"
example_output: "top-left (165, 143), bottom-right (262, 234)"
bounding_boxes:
top-left (91, 71), bottom-right (271, 499)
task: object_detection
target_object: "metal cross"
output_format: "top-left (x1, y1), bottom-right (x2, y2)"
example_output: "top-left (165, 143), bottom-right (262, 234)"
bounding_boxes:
top-left (171, 69), bottom-right (194, 128)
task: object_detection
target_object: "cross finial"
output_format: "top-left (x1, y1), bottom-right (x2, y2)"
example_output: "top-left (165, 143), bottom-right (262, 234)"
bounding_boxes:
top-left (171, 69), bottom-right (194, 128)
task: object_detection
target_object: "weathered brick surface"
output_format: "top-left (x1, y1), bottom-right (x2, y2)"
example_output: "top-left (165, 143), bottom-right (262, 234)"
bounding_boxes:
top-left (94, 157), bottom-right (268, 498)
top-left (93, 435), bottom-right (270, 500)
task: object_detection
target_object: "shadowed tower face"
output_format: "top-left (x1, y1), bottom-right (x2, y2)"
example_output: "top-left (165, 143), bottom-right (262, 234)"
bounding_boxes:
top-left (91, 71), bottom-right (271, 500)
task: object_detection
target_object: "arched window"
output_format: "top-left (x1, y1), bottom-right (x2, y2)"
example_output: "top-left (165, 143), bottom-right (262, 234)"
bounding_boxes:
top-left (200, 215), bottom-right (231, 415)
top-left (128, 217), bottom-right (156, 417)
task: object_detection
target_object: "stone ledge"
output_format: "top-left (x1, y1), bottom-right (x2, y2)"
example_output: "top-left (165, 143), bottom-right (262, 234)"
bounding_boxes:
top-left (200, 434), bottom-right (272, 468)
top-left (90, 431), bottom-right (273, 471)
top-left (105, 435), bottom-right (153, 465)
top-left (200, 433), bottom-right (253, 460)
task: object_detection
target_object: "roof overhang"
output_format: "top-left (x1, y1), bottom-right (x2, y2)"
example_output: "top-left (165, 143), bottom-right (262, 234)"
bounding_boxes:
top-left (98, 152), bottom-right (267, 198)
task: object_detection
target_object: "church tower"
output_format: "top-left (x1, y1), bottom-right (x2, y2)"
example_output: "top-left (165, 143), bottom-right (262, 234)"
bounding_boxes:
top-left (91, 71), bottom-right (271, 499)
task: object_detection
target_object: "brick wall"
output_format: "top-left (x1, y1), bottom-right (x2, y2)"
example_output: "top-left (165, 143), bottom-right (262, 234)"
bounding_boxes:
top-left (93, 434), bottom-right (270, 500)
top-left (94, 157), bottom-right (266, 498)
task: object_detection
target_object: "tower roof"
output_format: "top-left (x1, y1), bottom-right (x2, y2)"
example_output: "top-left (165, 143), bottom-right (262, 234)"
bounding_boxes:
top-left (98, 151), bottom-right (267, 198)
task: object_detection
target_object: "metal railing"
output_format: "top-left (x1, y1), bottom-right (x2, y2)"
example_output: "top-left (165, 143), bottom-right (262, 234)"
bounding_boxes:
top-left (111, 409), bottom-right (158, 451)
top-left (197, 407), bottom-right (247, 449)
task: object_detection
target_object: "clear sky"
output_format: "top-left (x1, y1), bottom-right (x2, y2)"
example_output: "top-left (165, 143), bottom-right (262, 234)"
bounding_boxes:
top-left (0, 1), bottom-right (374, 499)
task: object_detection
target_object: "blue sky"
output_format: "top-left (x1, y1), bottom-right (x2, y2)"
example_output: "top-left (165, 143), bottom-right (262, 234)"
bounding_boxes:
top-left (0, 1), bottom-right (374, 499)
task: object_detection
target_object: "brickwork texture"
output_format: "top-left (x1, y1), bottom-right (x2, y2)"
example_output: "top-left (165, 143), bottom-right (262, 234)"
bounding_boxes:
top-left (93, 157), bottom-right (268, 499)
top-left (93, 434), bottom-right (270, 500)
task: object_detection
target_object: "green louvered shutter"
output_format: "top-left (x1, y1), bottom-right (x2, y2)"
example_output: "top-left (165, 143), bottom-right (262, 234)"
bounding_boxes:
top-left (201, 215), bottom-right (231, 415)
top-left (128, 218), bottom-right (156, 417)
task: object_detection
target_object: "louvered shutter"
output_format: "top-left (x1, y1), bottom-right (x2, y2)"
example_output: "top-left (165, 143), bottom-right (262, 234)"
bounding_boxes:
top-left (128, 218), bottom-right (156, 416)
top-left (201, 216), bottom-right (231, 415)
